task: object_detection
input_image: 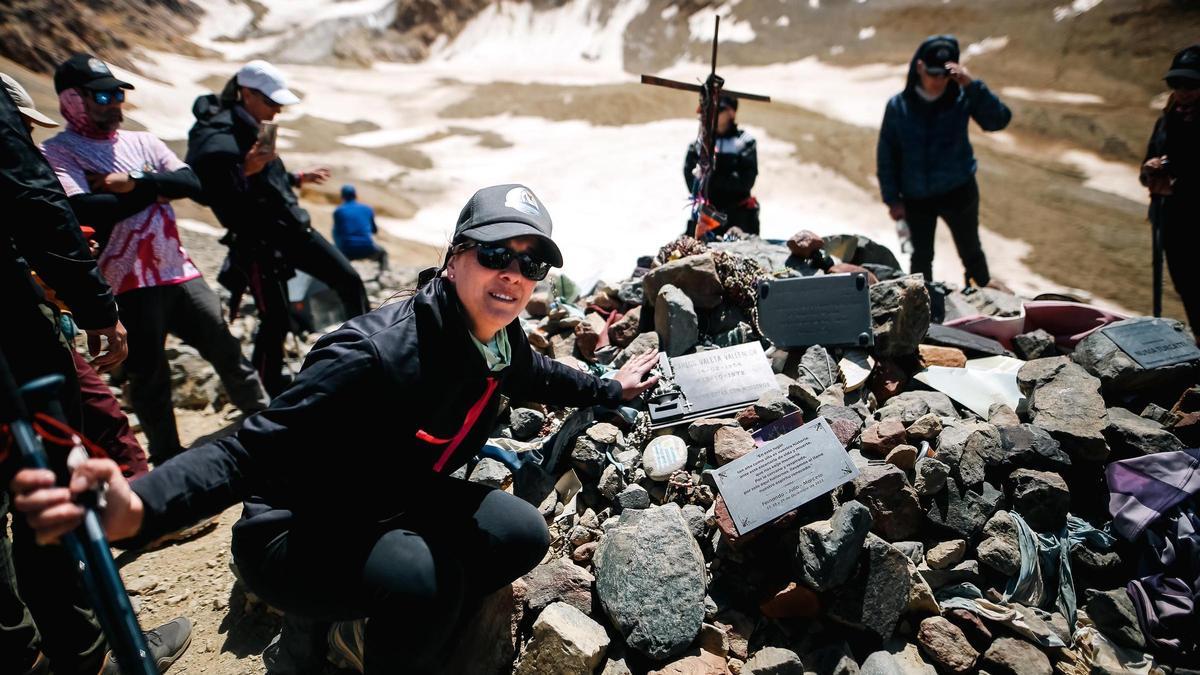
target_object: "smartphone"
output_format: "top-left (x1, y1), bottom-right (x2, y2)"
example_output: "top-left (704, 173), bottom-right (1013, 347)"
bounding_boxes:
top-left (257, 122), bottom-right (278, 154)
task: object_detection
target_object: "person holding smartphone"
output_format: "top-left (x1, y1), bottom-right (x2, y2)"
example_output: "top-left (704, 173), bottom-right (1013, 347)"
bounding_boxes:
top-left (876, 35), bottom-right (1012, 289)
top-left (186, 60), bottom-right (369, 396)
top-left (11, 184), bottom-right (661, 674)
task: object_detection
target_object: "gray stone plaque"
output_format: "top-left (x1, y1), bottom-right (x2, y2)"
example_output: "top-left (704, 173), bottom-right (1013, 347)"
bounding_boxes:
top-left (710, 417), bottom-right (858, 535)
top-left (756, 274), bottom-right (874, 349)
top-left (648, 342), bottom-right (779, 428)
top-left (1101, 320), bottom-right (1200, 370)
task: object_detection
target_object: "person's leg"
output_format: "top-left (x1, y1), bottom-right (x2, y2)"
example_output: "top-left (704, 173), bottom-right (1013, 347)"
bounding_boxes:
top-left (904, 196), bottom-right (939, 283)
top-left (0, 491), bottom-right (43, 674)
top-left (168, 278), bottom-right (269, 414)
top-left (246, 262), bottom-right (291, 398)
top-left (1163, 196), bottom-right (1200, 338)
top-left (71, 351), bottom-right (148, 478)
top-left (939, 178), bottom-right (991, 288)
top-left (117, 286), bottom-right (181, 462)
top-left (283, 231), bottom-right (369, 318)
top-left (371, 245), bottom-right (388, 274)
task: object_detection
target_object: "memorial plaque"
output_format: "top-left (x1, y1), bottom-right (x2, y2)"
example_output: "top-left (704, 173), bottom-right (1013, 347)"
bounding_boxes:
top-left (711, 417), bottom-right (858, 536)
top-left (648, 342), bottom-right (778, 428)
top-left (1101, 320), bottom-right (1200, 370)
top-left (756, 274), bottom-right (873, 349)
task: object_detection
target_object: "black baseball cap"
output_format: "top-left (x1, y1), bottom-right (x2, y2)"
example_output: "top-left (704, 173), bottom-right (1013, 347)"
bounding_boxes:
top-left (453, 184), bottom-right (563, 267)
top-left (1165, 44), bottom-right (1200, 82)
top-left (54, 54), bottom-right (134, 94)
top-left (718, 94), bottom-right (738, 111)
top-left (920, 39), bottom-right (959, 75)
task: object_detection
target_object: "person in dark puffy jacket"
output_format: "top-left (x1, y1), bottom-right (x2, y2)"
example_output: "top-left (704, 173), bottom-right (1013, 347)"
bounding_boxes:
top-left (12, 184), bottom-right (661, 674)
top-left (684, 94), bottom-right (760, 236)
top-left (185, 60), bottom-right (368, 396)
top-left (1142, 44), bottom-right (1200, 339)
top-left (876, 35), bottom-right (1011, 288)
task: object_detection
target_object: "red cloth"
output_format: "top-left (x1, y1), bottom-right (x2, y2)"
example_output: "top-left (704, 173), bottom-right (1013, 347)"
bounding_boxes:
top-left (73, 351), bottom-right (147, 478)
top-left (943, 300), bottom-right (1126, 350)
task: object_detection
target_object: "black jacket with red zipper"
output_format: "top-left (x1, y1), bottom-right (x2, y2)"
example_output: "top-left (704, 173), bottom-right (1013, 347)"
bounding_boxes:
top-left (123, 276), bottom-right (623, 546)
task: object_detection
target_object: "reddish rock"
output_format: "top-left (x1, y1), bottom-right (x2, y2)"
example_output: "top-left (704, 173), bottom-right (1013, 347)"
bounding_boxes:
top-left (786, 230), bottom-right (825, 258)
top-left (574, 313), bottom-right (607, 361)
top-left (919, 344), bottom-right (967, 368)
top-left (608, 306), bottom-right (641, 349)
top-left (572, 541), bottom-right (599, 566)
top-left (759, 582), bottom-right (820, 619)
top-left (828, 262), bottom-right (878, 285)
top-left (870, 360), bottom-right (908, 404)
top-left (944, 608), bottom-right (993, 653)
top-left (918, 616), bottom-right (978, 674)
top-left (735, 406), bottom-right (761, 430)
top-left (861, 420), bottom-right (908, 457)
top-left (829, 417), bottom-right (861, 448)
top-left (714, 426), bottom-right (757, 466)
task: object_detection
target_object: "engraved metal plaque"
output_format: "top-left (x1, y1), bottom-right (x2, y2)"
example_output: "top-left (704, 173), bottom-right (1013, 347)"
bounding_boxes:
top-left (648, 342), bottom-right (779, 428)
top-left (1102, 320), bottom-right (1200, 370)
top-left (756, 274), bottom-right (873, 349)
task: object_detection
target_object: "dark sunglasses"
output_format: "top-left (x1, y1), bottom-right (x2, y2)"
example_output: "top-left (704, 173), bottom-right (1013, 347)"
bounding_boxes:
top-left (458, 242), bottom-right (551, 281)
top-left (90, 89), bottom-right (125, 105)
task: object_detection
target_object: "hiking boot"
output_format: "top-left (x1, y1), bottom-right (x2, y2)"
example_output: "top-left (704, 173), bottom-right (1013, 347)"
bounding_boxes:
top-left (101, 616), bottom-right (192, 674)
top-left (327, 620), bottom-right (365, 673)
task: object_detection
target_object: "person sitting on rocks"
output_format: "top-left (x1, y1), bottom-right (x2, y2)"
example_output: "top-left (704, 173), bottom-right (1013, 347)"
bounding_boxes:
top-left (876, 35), bottom-right (1012, 289)
top-left (40, 54), bottom-right (270, 464)
top-left (11, 184), bottom-right (661, 674)
top-left (684, 93), bottom-right (760, 237)
top-left (333, 184), bottom-right (388, 277)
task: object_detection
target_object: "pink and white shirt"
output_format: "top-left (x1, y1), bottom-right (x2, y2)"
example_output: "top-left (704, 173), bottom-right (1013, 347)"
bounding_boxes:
top-left (42, 129), bottom-right (202, 295)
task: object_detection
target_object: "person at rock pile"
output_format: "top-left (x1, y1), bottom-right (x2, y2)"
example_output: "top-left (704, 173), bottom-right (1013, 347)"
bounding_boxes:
top-left (876, 35), bottom-right (1012, 289)
top-left (11, 184), bottom-right (662, 674)
top-left (1141, 43), bottom-right (1200, 339)
top-left (683, 93), bottom-right (760, 236)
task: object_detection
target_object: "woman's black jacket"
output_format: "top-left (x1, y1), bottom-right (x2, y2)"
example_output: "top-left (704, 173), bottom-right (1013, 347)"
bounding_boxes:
top-left (124, 277), bottom-right (622, 545)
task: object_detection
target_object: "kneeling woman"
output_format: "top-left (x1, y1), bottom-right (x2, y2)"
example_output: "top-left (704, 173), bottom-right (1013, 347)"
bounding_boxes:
top-left (13, 184), bottom-right (660, 673)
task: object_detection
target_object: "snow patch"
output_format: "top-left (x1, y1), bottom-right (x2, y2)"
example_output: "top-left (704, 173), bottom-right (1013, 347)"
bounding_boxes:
top-left (858, 27), bottom-right (876, 40)
top-left (1054, 0), bottom-right (1102, 21)
top-left (776, 15), bottom-right (790, 27)
top-left (1060, 150), bottom-right (1147, 204)
top-left (809, 0), bottom-right (819, 7)
top-left (1001, 87), bottom-right (1104, 105)
top-left (962, 36), bottom-right (1009, 61)
top-left (660, 5), bottom-right (678, 20)
top-left (689, 6), bottom-right (756, 44)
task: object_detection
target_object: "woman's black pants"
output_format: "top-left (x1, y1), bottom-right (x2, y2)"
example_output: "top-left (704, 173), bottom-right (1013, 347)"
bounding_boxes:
top-left (230, 481), bottom-right (550, 674)
top-left (905, 178), bottom-right (991, 287)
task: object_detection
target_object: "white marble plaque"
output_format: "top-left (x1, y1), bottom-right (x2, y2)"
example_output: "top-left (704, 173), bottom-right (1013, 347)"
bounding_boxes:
top-left (711, 417), bottom-right (858, 535)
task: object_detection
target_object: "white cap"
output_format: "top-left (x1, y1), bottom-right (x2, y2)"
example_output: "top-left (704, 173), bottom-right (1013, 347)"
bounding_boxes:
top-left (1, 73), bottom-right (58, 128)
top-left (235, 60), bottom-right (300, 106)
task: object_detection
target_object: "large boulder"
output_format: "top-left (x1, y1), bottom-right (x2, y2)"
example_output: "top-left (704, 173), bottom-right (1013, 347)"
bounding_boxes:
top-left (1071, 317), bottom-right (1199, 395)
top-left (515, 602), bottom-right (610, 675)
top-left (1018, 357), bottom-right (1109, 461)
top-left (827, 535), bottom-right (912, 640)
top-left (642, 253), bottom-right (725, 309)
top-left (594, 504), bottom-right (707, 660)
top-left (1103, 407), bottom-right (1185, 456)
top-left (870, 275), bottom-right (931, 357)
top-left (875, 391), bottom-right (957, 425)
top-left (656, 284), bottom-right (699, 357)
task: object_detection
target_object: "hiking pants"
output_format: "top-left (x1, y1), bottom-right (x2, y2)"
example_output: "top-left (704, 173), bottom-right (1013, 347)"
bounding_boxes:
top-left (118, 277), bottom-right (269, 462)
top-left (904, 177), bottom-right (991, 287)
top-left (1161, 194), bottom-right (1200, 338)
top-left (73, 351), bottom-right (148, 478)
top-left (248, 229), bottom-right (368, 396)
top-left (230, 481), bottom-right (550, 674)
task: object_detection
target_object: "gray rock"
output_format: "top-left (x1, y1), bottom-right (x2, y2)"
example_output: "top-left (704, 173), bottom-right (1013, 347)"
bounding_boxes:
top-left (1071, 317), bottom-right (1199, 395)
top-left (960, 286), bottom-right (1024, 318)
top-left (786, 378), bottom-right (822, 412)
top-left (1104, 406), bottom-right (1185, 456)
top-left (594, 504), bottom-right (707, 660)
top-left (571, 436), bottom-right (606, 479)
top-left (997, 424), bottom-right (1071, 471)
top-left (522, 558), bottom-right (596, 615)
top-left (806, 643), bottom-right (860, 675)
top-left (515, 602), bottom-right (609, 675)
top-left (860, 650), bottom-right (902, 675)
top-left (988, 403), bottom-right (1022, 427)
top-left (906, 413), bottom-right (944, 442)
top-left (598, 464), bottom-right (627, 501)
top-left (925, 481), bottom-right (1002, 541)
top-left (1084, 588), bottom-right (1146, 650)
top-left (587, 423), bottom-right (624, 446)
top-left (642, 253), bottom-right (725, 309)
top-left (979, 637), bottom-right (1051, 675)
top-left (853, 464), bottom-right (922, 542)
top-left (468, 458), bottom-right (512, 488)
top-left (616, 484), bottom-right (650, 511)
top-left (510, 408), bottom-right (546, 441)
top-left (655, 284), bottom-right (699, 357)
top-left (892, 541), bottom-right (925, 566)
top-left (1013, 329), bottom-right (1058, 361)
top-left (881, 639), bottom-right (937, 675)
top-left (936, 420), bottom-right (1002, 484)
top-left (820, 404), bottom-right (865, 432)
top-left (743, 647), bottom-right (805, 675)
top-left (819, 384), bottom-right (847, 408)
top-left (613, 331), bottom-right (660, 368)
top-left (1018, 357), bottom-right (1109, 461)
top-left (797, 345), bottom-right (839, 392)
top-left (682, 504), bottom-right (707, 539)
top-left (754, 392), bottom-right (800, 422)
top-left (828, 534), bottom-right (912, 640)
top-left (916, 616), bottom-right (977, 674)
top-left (1008, 469), bottom-right (1070, 531)
top-left (876, 391), bottom-right (957, 425)
top-left (914, 457), bottom-right (950, 497)
top-left (870, 275), bottom-right (931, 357)
top-left (617, 278), bottom-right (643, 308)
top-left (795, 500), bottom-right (873, 591)
top-left (917, 560), bottom-right (980, 590)
top-left (977, 511), bottom-right (1021, 576)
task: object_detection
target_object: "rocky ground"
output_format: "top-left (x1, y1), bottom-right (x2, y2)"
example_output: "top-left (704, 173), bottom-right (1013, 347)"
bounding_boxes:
top-left (104, 225), bottom-right (1199, 674)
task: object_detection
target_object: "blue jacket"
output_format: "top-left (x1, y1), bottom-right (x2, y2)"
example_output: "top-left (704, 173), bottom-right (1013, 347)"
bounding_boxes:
top-left (876, 35), bottom-right (1012, 204)
top-left (332, 199), bottom-right (377, 253)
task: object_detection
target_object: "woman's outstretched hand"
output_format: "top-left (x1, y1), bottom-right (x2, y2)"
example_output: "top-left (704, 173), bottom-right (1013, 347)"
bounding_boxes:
top-left (614, 349), bottom-right (661, 401)
top-left (10, 459), bottom-right (144, 545)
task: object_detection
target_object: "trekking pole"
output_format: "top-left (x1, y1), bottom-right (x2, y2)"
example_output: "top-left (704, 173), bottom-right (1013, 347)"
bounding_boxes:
top-left (1151, 195), bottom-right (1165, 318)
top-left (0, 350), bottom-right (158, 675)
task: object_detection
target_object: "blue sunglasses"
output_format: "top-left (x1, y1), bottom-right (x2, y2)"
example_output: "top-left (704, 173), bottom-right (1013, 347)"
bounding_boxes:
top-left (90, 89), bottom-right (125, 106)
